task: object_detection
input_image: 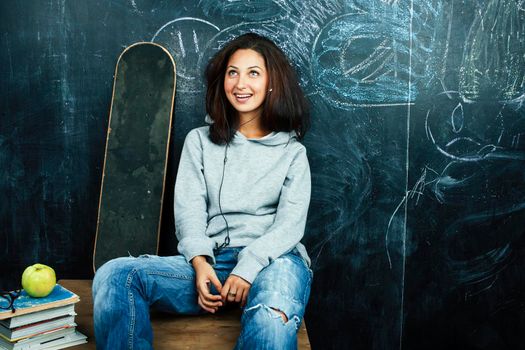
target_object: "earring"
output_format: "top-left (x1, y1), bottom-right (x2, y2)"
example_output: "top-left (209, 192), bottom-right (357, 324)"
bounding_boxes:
top-left (268, 88), bottom-right (273, 93)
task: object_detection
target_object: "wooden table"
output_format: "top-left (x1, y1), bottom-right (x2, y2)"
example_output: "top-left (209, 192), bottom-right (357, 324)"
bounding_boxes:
top-left (60, 280), bottom-right (311, 349)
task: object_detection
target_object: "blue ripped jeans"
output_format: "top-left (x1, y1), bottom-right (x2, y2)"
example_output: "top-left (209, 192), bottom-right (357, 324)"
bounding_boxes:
top-left (92, 247), bottom-right (313, 350)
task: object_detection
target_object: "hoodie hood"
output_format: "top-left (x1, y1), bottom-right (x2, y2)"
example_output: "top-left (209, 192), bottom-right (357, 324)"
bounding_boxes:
top-left (233, 130), bottom-right (297, 146)
top-left (205, 114), bottom-right (297, 146)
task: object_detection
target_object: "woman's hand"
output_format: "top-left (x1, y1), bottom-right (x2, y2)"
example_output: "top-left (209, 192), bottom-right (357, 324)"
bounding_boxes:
top-left (192, 256), bottom-right (223, 314)
top-left (221, 274), bottom-right (251, 307)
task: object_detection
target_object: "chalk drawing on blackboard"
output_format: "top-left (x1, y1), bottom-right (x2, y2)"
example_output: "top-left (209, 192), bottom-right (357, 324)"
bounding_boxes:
top-left (380, 0), bottom-right (400, 5)
top-left (507, 93), bottom-right (525, 111)
top-left (393, 161), bottom-right (524, 303)
top-left (418, 80), bottom-right (525, 300)
top-left (128, 0), bottom-right (170, 15)
top-left (443, 205), bottom-right (516, 300)
top-left (310, 0), bottom-right (443, 109)
top-left (302, 105), bottom-right (373, 267)
top-left (426, 99), bottom-right (525, 203)
top-left (424, 92), bottom-right (510, 162)
top-left (451, 103), bottom-right (464, 133)
top-left (424, 90), bottom-right (525, 163)
top-left (198, 0), bottom-right (287, 21)
top-left (386, 196), bottom-right (406, 270)
top-left (459, 0), bottom-right (525, 101)
top-left (151, 17), bottom-right (220, 93)
top-left (129, 0), bottom-right (142, 14)
top-left (194, 1), bottom-right (344, 91)
top-left (198, 0), bottom-right (344, 28)
top-left (385, 164), bottom-right (439, 269)
top-left (196, 20), bottom-right (317, 89)
top-left (436, 2), bottom-right (454, 92)
top-left (310, 11), bottom-right (416, 108)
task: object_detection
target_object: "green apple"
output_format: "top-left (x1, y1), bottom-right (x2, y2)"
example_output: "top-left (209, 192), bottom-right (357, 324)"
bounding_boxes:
top-left (21, 263), bottom-right (56, 298)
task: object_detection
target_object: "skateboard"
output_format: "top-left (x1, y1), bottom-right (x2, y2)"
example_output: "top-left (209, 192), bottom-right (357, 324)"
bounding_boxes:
top-left (93, 42), bottom-right (176, 272)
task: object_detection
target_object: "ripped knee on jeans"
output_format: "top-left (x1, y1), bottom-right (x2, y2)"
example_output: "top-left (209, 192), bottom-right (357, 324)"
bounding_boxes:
top-left (269, 307), bottom-right (288, 323)
top-left (246, 304), bottom-right (289, 323)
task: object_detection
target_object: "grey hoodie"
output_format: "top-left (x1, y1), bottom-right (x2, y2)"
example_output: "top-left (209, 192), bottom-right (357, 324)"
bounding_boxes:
top-left (174, 125), bottom-right (311, 284)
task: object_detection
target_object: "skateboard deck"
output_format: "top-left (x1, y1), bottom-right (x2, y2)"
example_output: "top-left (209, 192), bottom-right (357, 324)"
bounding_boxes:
top-left (93, 42), bottom-right (176, 272)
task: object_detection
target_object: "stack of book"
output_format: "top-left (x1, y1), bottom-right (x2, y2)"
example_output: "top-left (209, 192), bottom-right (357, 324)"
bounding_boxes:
top-left (0, 284), bottom-right (87, 349)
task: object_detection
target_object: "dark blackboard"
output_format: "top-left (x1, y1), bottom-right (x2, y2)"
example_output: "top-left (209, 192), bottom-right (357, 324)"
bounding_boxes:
top-left (1, 1), bottom-right (524, 349)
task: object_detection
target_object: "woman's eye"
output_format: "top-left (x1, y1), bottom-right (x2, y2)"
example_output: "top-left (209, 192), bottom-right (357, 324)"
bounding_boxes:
top-left (228, 70), bottom-right (237, 76)
top-left (250, 70), bottom-right (259, 76)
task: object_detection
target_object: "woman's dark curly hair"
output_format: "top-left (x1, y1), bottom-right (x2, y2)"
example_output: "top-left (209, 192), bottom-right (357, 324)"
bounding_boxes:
top-left (205, 32), bottom-right (310, 145)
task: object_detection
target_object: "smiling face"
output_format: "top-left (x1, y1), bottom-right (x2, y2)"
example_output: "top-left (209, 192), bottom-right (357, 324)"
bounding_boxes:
top-left (223, 49), bottom-right (269, 122)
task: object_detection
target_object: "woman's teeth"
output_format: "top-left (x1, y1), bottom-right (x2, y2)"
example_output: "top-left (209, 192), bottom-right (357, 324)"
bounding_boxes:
top-left (235, 94), bottom-right (252, 101)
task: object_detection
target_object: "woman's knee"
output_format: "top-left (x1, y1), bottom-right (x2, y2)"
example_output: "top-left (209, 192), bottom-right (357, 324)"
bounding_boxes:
top-left (93, 257), bottom-right (141, 296)
top-left (270, 307), bottom-right (288, 322)
top-left (243, 303), bottom-right (301, 330)
top-left (254, 254), bottom-right (311, 289)
top-left (239, 303), bottom-right (302, 349)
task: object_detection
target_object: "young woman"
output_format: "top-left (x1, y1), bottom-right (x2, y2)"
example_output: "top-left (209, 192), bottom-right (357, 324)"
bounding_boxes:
top-left (93, 32), bottom-right (313, 350)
